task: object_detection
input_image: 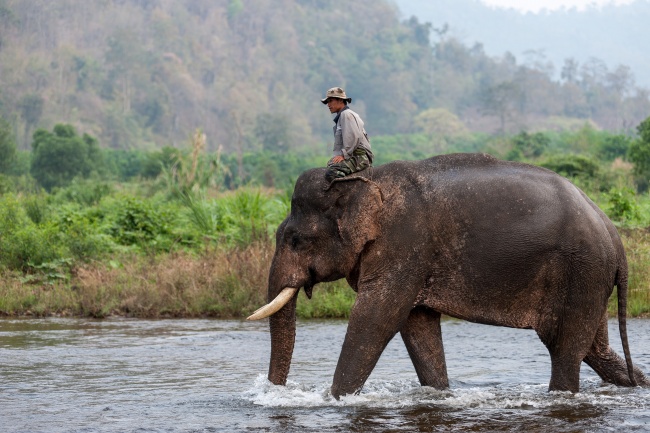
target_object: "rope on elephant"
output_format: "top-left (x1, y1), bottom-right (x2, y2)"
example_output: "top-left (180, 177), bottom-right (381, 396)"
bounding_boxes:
top-left (324, 170), bottom-right (384, 202)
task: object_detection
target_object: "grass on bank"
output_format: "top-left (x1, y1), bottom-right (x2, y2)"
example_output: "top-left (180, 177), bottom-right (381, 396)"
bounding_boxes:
top-left (2, 229), bottom-right (650, 319)
top-left (612, 228), bottom-right (650, 317)
top-left (0, 240), bottom-right (356, 319)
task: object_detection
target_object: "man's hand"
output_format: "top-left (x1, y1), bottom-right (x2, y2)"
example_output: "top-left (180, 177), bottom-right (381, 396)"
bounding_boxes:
top-left (330, 155), bottom-right (345, 164)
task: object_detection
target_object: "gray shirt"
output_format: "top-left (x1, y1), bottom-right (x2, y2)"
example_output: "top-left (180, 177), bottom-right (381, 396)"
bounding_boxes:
top-left (332, 107), bottom-right (373, 160)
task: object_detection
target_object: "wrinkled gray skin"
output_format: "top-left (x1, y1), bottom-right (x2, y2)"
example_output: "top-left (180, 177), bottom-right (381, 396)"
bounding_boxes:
top-left (265, 153), bottom-right (650, 399)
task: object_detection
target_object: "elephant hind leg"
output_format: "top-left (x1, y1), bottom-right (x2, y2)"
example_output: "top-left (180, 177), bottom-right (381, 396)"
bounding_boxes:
top-left (547, 352), bottom-right (583, 392)
top-left (539, 311), bottom-right (594, 392)
top-left (583, 315), bottom-right (650, 387)
top-left (400, 306), bottom-right (449, 389)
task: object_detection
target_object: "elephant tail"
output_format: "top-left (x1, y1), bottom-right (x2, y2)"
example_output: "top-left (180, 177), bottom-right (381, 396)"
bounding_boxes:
top-left (616, 262), bottom-right (638, 387)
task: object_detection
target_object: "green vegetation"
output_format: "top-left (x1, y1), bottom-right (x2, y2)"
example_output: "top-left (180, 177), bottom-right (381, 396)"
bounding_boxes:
top-left (1, 117), bottom-right (650, 319)
top-left (2, 0), bottom-right (650, 319)
top-left (30, 124), bottom-right (105, 191)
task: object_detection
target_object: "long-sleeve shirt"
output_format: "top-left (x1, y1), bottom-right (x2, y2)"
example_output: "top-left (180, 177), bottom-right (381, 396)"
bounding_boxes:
top-left (332, 106), bottom-right (373, 161)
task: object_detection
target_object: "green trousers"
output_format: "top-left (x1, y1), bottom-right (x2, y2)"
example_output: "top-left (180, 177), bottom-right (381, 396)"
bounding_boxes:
top-left (325, 148), bottom-right (372, 182)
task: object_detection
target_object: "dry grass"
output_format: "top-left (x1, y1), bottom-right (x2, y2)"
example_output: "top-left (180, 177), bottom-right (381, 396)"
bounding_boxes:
top-left (616, 228), bottom-right (650, 317)
top-left (2, 230), bottom-right (650, 319)
top-left (0, 242), bottom-right (274, 318)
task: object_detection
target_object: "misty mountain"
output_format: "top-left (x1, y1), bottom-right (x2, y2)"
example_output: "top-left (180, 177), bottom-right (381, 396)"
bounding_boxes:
top-left (392, 0), bottom-right (650, 88)
top-left (0, 0), bottom-right (648, 154)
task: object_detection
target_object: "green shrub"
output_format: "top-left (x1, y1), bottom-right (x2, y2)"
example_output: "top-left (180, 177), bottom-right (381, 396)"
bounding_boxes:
top-left (506, 131), bottom-right (550, 161)
top-left (296, 281), bottom-right (356, 319)
top-left (57, 209), bottom-right (116, 261)
top-left (22, 193), bottom-right (50, 224)
top-left (178, 188), bottom-right (290, 247)
top-left (1, 222), bottom-right (65, 272)
top-left (30, 124), bottom-right (104, 191)
top-left (540, 154), bottom-right (600, 178)
top-left (606, 187), bottom-right (640, 224)
top-left (52, 178), bottom-right (113, 206)
top-left (108, 196), bottom-right (175, 251)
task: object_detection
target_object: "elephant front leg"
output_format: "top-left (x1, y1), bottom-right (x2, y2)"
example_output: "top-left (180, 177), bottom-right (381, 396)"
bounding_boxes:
top-left (400, 306), bottom-right (449, 389)
top-left (330, 288), bottom-right (416, 399)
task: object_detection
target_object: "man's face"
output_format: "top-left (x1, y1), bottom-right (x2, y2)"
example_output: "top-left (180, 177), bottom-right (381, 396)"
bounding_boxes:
top-left (326, 98), bottom-right (346, 114)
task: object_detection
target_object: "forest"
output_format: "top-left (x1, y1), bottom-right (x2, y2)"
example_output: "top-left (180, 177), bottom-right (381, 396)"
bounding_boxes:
top-left (1, 0), bottom-right (649, 155)
top-left (395, 0), bottom-right (650, 88)
top-left (1, 0), bottom-right (650, 318)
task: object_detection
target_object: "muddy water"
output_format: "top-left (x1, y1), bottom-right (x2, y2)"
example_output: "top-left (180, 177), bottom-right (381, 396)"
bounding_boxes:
top-left (1, 318), bottom-right (649, 432)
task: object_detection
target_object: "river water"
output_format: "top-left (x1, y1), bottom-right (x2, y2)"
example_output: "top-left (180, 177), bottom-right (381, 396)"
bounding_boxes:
top-left (1, 317), bottom-right (649, 432)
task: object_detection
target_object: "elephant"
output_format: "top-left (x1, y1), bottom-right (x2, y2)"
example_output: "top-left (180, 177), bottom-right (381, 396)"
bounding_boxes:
top-left (248, 153), bottom-right (650, 399)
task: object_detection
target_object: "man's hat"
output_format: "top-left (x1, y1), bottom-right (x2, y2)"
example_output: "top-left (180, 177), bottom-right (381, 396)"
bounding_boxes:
top-left (321, 87), bottom-right (352, 104)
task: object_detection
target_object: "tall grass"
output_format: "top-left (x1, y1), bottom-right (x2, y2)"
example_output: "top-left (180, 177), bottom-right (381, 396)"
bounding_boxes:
top-left (615, 229), bottom-right (650, 317)
top-left (0, 241), bottom-right (356, 319)
top-left (2, 227), bottom-right (650, 318)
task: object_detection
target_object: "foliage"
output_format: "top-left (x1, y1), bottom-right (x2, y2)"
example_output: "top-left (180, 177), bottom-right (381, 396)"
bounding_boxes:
top-left (0, 116), bottom-right (16, 173)
top-left (606, 187), bottom-right (640, 224)
top-left (539, 154), bottom-right (600, 179)
top-left (505, 131), bottom-right (550, 161)
top-left (0, 194), bottom-right (65, 272)
top-left (51, 178), bottom-right (113, 206)
top-left (628, 116), bottom-right (650, 191)
top-left (7, 151), bottom-right (31, 177)
top-left (412, 108), bottom-right (469, 137)
top-left (30, 124), bottom-right (104, 191)
top-left (103, 149), bottom-right (150, 181)
top-left (161, 129), bottom-right (227, 194)
top-left (1, 0), bottom-right (648, 155)
top-left (56, 208), bottom-right (115, 261)
top-left (296, 281), bottom-right (356, 319)
top-left (178, 188), bottom-right (290, 248)
top-left (254, 113), bottom-right (293, 152)
top-left (17, 94), bottom-right (44, 138)
top-left (108, 196), bottom-right (175, 251)
top-left (599, 134), bottom-right (632, 161)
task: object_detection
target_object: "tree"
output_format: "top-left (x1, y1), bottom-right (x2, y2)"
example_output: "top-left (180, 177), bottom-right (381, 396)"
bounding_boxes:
top-left (561, 58), bottom-right (579, 84)
top-left (479, 82), bottom-right (520, 133)
top-left (0, 116), bottom-right (16, 173)
top-left (254, 113), bottom-right (292, 152)
top-left (18, 94), bottom-right (44, 147)
top-left (412, 108), bottom-right (468, 137)
top-left (598, 134), bottom-right (632, 161)
top-left (506, 131), bottom-right (549, 161)
top-left (30, 124), bottom-right (103, 191)
top-left (628, 116), bottom-right (650, 191)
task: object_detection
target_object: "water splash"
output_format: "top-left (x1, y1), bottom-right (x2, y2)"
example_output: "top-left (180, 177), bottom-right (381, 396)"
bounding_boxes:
top-left (243, 374), bottom-right (650, 411)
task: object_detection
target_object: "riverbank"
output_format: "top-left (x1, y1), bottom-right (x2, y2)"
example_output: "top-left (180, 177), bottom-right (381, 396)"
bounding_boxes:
top-left (1, 231), bottom-right (649, 319)
top-left (0, 240), bottom-right (356, 319)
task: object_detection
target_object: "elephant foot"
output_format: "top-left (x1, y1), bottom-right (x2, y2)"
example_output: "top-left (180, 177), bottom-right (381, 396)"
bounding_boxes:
top-left (633, 369), bottom-right (650, 387)
top-left (330, 383), bottom-right (361, 400)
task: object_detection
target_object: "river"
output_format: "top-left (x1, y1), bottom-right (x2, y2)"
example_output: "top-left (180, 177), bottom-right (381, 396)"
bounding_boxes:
top-left (1, 317), bottom-right (649, 432)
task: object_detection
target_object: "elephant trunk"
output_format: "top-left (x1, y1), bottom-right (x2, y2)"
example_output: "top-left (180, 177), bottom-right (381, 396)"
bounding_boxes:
top-left (250, 242), bottom-right (304, 385)
top-left (268, 289), bottom-right (298, 385)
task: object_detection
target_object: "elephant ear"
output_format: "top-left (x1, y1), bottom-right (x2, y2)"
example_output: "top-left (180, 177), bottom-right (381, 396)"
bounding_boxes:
top-left (329, 178), bottom-right (384, 255)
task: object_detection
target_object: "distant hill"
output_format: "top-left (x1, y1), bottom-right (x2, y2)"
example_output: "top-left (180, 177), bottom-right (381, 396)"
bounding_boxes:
top-left (392, 0), bottom-right (650, 88)
top-left (0, 0), bottom-right (648, 154)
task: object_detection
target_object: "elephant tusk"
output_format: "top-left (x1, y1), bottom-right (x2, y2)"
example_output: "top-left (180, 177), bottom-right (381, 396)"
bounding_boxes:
top-left (246, 287), bottom-right (299, 320)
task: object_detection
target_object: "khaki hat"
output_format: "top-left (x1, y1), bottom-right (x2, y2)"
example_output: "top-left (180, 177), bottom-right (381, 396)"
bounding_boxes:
top-left (321, 87), bottom-right (352, 104)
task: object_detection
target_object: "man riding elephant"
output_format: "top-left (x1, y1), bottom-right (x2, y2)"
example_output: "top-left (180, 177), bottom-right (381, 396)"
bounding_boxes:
top-left (321, 87), bottom-right (374, 182)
